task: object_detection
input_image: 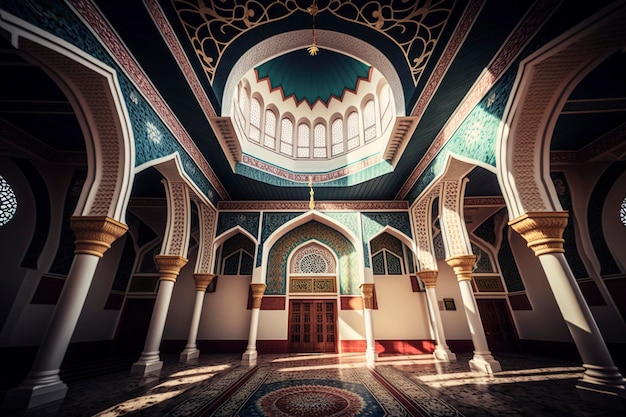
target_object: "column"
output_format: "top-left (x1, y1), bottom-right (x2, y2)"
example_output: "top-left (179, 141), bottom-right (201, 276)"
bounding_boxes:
top-left (131, 255), bottom-right (188, 375)
top-left (510, 211), bottom-right (626, 407)
top-left (3, 216), bottom-right (127, 410)
top-left (446, 255), bottom-right (502, 374)
top-left (180, 274), bottom-right (216, 362)
top-left (242, 283), bottom-right (266, 365)
top-left (417, 270), bottom-right (456, 361)
top-left (361, 283), bottom-right (378, 366)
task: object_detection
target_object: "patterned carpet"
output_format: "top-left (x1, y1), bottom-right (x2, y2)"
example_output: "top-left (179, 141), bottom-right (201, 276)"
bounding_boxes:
top-left (165, 355), bottom-right (462, 417)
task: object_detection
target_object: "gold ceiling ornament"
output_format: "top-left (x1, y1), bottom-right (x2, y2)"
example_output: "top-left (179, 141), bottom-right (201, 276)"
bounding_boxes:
top-left (308, 176), bottom-right (315, 210)
top-left (307, 0), bottom-right (319, 56)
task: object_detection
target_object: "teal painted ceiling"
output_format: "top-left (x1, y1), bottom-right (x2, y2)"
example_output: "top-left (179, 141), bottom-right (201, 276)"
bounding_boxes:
top-left (255, 49), bottom-right (371, 107)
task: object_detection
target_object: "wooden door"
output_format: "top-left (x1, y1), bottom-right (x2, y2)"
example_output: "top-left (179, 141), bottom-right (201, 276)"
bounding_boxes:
top-left (477, 298), bottom-right (519, 352)
top-left (289, 300), bottom-right (337, 353)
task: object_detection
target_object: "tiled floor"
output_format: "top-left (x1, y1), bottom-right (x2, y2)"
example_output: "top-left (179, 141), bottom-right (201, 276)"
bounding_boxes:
top-left (1, 352), bottom-right (625, 416)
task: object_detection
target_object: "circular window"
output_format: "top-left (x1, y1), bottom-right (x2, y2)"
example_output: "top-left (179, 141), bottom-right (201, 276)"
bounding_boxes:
top-left (620, 197), bottom-right (626, 227)
top-left (0, 175), bottom-right (18, 226)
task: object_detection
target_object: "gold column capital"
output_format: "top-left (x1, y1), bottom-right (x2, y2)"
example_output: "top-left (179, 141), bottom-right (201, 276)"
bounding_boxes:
top-left (508, 211), bottom-right (568, 256)
top-left (155, 255), bottom-right (188, 282)
top-left (70, 216), bottom-right (128, 257)
top-left (250, 283), bottom-right (266, 309)
top-left (193, 273), bottom-right (217, 292)
top-left (360, 283), bottom-right (375, 309)
top-left (416, 270), bottom-right (439, 288)
top-left (445, 255), bottom-right (476, 282)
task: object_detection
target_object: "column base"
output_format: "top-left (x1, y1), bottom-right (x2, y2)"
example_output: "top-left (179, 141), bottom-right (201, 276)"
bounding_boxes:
top-left (242, 349), bottom-right (258, 366)
top-left (469, 352), bottom-right (501, 374)
top-left (433, 347), bottom-right (456, 362)
top-left (2, 370), bottom-right (68, 410)
top-left (575, 363), bottom-right (626, 410)
top-left (366, 348), bottom-right (378, 368)
top-left (179, 348), bottom-right (200, 362)
top-left (131, 351), bottom-right (163, 375)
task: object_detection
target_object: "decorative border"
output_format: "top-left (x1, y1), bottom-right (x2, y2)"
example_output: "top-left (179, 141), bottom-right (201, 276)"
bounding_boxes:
top-left (218, 200), bottom-right (408, 211)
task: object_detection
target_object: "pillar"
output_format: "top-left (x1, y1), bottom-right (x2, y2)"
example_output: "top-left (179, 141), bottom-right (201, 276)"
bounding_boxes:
top-left (180, 273), bottom-right (216, 362)
top-left (418, 270), bottom-right (456, 361)
top-left (242, 283), bottom-right (266, 365)
top-left (510, 211), bottom-right (626, 407)
top-left (3, 216), bottom-right (127, 410)
top-left (131, 255), bottom-right (188, 375)
top-left (361, 283), bottom-right (378, 366)
top-left (446, 255), bottom-right (501, 374)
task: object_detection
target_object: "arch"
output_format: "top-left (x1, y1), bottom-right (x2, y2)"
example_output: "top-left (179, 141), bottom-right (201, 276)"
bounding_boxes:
top-left (496, 3), bottom-right (626, 220)
top-left (289, 240), bottom-right (338, 274)
top-left (368, 225), bottom-right (418, 262)
top-left (260, 211), bottom-right (364, 288)
top-left (222, 30), bottom-right (405, 118)
top-left (0, 14), bottom-right (135, 223)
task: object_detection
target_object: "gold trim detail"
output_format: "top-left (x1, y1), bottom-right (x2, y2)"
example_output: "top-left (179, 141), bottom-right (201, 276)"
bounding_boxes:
top-left (360, 283), bottom-right (375, 309)
top-left (508, 211), bottom-right (568, 256)
top-left (70, 216), bottom-right (128, 258)
top-left (193, 273), bottom-right (217, 291)
top-left (290, 276), bottom-right (336, 293)
top-left (250, 283), bottom-right (267, 309)
top-left (416, 270), bottom-right (438, 288)
top-left (445, 255), bottom-right (476, 282)
top-left (155, 255), bottom-right (189, 282)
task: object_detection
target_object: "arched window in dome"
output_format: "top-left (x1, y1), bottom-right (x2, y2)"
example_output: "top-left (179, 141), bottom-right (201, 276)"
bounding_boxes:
top-left (363, 99), bottom-right (376, 143)
top-left (249, 97), bottom-right (261, 142)
top-left (234, 85), bottom-right (248, 133)
top-left (0, 175), bottom-right (17, 227)
top-left (380, 85), bottom-right (392, 133)
top-left (314, 123), bottom-right (327, 158)
top-left (346, 111), bottom-right (360, 150)
top-left (331, 118), bottom-right (344, 156)
top-left (280, 117), bottom-right (294, 156)
top-left (297, 123), bottom-right (310, 158)
top-left (264, 109), bottom-right (276, 149)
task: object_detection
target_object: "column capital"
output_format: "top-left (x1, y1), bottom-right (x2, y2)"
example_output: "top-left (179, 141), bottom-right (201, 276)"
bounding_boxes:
top-left (508, 211), bottom-right (568, 256)
top-left (155, 255), bottom-right (188, 282)
top-left (360, 283), bottom-right (375, 309)
top-left (193, 273), bottom-right (217, 292)
top-left (250, 283), bottom-right (266, 309)
top-left (416, 270), bottom-right (439, 288)
top-left (70, 216), bottom-right (128, 257)
top-left (445, 255), bottom-right (476, 282)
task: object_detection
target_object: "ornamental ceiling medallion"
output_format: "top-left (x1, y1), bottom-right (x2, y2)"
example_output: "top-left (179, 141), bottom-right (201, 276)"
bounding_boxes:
top-left (173, 0), bottom-right (456, 85)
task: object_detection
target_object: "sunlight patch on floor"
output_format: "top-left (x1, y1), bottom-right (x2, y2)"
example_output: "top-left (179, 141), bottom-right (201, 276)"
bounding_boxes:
top-left (414, 366), bottom-right (584, 387)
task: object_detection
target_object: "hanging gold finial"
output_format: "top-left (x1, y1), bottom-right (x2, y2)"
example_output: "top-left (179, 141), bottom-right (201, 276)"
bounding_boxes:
top-left (307, 1), bottom-right (319, 56)
top-left (308, 176), bottom-right (315, 210)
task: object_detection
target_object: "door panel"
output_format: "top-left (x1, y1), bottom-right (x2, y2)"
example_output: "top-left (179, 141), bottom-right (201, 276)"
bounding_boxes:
top-left (477, 298), bottom-right (519, 352)
top-left (289, 300), bottom-right (336, 353)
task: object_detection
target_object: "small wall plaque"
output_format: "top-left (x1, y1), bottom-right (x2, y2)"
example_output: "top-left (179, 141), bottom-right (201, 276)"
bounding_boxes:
top-left (443, 298), bottom-right (456, 311)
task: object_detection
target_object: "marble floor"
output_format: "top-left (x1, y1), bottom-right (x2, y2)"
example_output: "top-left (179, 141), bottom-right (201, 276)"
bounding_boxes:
top-left (1, 352), bottom-right (625, 417)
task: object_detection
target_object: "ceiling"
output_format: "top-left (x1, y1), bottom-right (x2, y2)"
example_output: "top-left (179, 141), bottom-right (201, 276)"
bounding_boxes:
top-left (0, 0), bottom-right (624, 203)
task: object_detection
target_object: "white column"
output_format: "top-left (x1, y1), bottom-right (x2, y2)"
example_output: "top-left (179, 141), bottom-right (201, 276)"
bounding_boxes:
top-left (360, 283), bottom-right (378, 366)
top-left (242, 283), bottom-right (266, 365)
top-left (132, 255), bottom-right (187, 375)
top-left (180, 274), bottom-right (216, 362)
top-left (510, 211), bottom-right (626, 408)
top-left (3, 216), bottom-right (127, 410)
top-left (447, 255), bottom-right (501, 374)
top-left (418, 271), bottom-right (456, 361)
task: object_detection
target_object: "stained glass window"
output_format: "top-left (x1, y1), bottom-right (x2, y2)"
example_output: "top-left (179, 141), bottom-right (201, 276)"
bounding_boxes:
top-left (297, 123), bottom-right (310, 157)
top-left (363, 99), bottom-right (376, 142)
top-left (0, 175), bottom-right (17, 226)
top-left (314, 123), bottom-right (327, 158)
top-left (280, 117), bottom-right (293, 156)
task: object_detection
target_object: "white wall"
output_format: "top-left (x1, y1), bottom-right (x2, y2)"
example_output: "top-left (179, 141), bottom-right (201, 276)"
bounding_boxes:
top-left (435, 259), bottom-right (472, 340)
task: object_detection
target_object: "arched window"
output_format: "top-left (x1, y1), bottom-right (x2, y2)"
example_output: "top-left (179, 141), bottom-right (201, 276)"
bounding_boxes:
top-left (363, 99), bottom-right (376, 142)
top-left (347, 111), bottom-right (360, 150)
top-left (264, 109), bottom-right (276, 149)
top-left (314, 123), bottom-right (327, 158)
top-left (234, 85), bottom-right (248, 133)
top-left (297, 123), bottom-right (310, 158)
top-left (0, 175), bottom-right (17, 227)
top-left (249, 97), bottom-right (261, 142)
top-left (280, 117), bottom-right (294, 156)
top-left (331, 118), bottom-right (344, 156)
top-left (380, 85), bottom-right (392, 132)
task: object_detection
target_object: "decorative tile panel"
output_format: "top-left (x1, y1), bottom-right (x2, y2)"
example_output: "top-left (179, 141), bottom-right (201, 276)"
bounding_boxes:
top-left (216, 211), bottom-right (260, 239)
top-left (257, 212), bottom-right (304, 267)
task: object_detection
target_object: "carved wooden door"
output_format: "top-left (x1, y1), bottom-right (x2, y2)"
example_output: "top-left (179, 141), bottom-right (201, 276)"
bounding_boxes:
top-left (477, 299), bottom-right (519, 352)
top-left (289, 300), bottom-right (337, 353)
